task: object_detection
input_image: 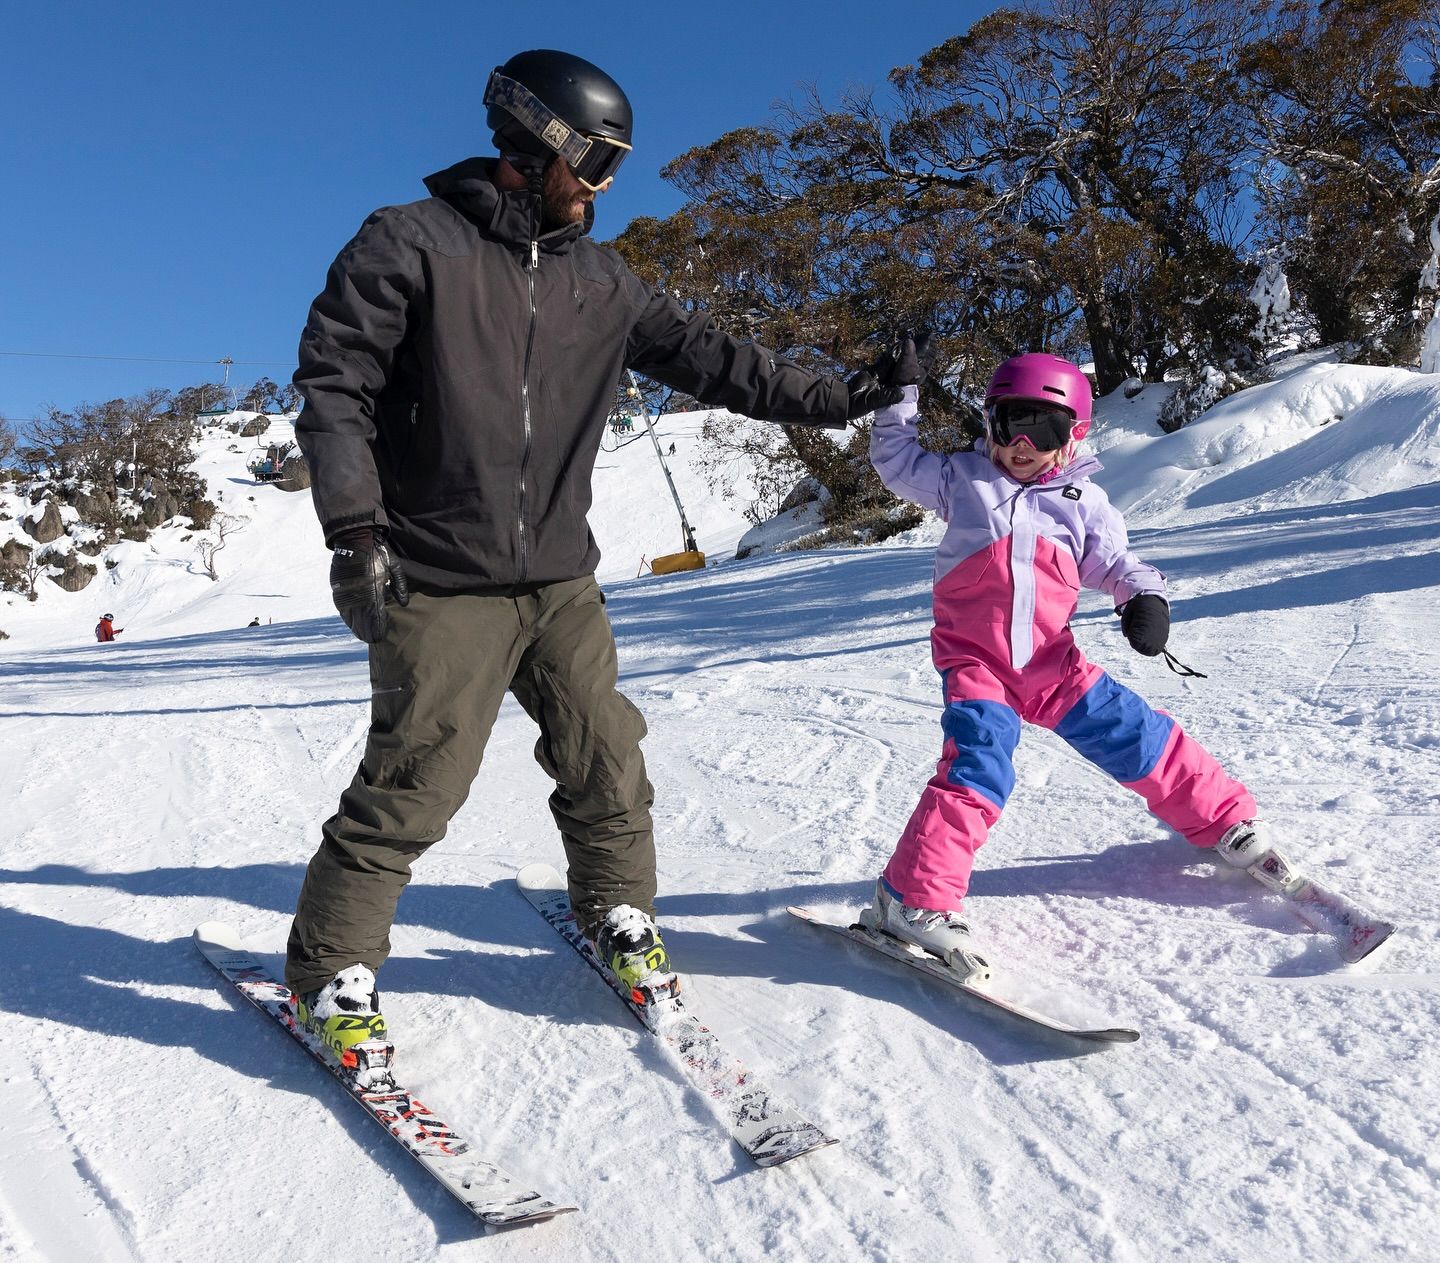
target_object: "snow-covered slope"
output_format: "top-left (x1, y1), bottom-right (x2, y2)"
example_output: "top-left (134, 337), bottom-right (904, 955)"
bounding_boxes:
top-left (1089, 349), bottom-right (1440, 520)
top-left (0, 409), bottom-right (756, 648)
top-left (2, 357), bottom-right (1438, 1261)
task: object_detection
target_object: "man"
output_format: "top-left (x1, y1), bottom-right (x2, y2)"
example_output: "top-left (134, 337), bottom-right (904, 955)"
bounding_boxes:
top-left (95, 613), bottom-right (122, 642)
top-left (287, 48), bottom-right (896, 1062)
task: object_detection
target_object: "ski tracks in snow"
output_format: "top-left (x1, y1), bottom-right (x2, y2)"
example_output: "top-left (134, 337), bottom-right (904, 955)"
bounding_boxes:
top-left (0, 1059), bottom-right (139, 1261)
top-left (3, 505), bottom-right (1438, 1258)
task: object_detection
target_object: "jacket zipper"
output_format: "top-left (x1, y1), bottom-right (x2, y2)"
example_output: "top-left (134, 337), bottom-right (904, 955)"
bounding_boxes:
top-left (519, 239), bottom-right (538, 581)
top-left (1005, 488), bottom-right (1036, 669)
top-left (1006, 479), bottom-right (1082, 669)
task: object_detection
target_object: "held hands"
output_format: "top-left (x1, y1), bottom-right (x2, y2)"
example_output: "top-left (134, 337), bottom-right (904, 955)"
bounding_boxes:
top-left (844, 367), bottom-right (902, 419)
top-left (844, 332), bottom-right (931, 419)
top-left (1119, 594), bottom-right (1169, 657)
top-left (330, 527), bottom-right (409, 643)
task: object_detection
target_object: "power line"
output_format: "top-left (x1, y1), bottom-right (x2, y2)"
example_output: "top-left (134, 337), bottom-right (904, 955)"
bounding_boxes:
top-left (1, 349), bottom-right (296, 421)
top-left (0, 350), bottom-right (293, 367)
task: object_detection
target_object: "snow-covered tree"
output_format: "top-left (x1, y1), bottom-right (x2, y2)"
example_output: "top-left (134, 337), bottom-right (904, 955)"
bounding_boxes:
top-left (1420, 213), bottom-right (1440, 373)
top-left (1249, 258), bottom-right (1295, 359)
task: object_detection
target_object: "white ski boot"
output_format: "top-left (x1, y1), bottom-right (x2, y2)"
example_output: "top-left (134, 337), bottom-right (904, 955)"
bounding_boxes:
top-left (1213, 820), bottom-right (1304, 895)
top-left (858, 880), bottom-right (992, 984)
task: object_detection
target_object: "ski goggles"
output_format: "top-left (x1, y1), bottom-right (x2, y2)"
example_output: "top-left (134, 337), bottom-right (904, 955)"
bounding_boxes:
top-left (986, 398), bottom-right (1076, 452)
top-left (484, 70), bottom-right (632, 192)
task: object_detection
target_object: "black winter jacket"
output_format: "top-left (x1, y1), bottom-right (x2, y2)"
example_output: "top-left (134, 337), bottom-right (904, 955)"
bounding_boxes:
top-left (294, 157), bottom-right (848, 589)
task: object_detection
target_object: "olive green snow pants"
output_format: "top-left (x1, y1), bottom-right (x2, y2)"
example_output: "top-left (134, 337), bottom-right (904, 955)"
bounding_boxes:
top-left (285, 575), bottom-right (655, 995)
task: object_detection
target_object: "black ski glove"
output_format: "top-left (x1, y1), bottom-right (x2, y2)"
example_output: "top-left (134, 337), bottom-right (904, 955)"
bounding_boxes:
top-left (1120, 594), bottom-right (1169, 657)
top-left (844, 365), bottom-right (903, 419)
top-left (330, 527), bottom-right (409, 644)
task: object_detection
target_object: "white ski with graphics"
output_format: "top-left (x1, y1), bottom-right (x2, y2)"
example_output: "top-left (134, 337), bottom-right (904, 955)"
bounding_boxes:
top-left (1236, 853), bottom-right (1396, 965)
top-left (516, 864), bottom-right (837, 1167)
top-left (193, 922), bottom-right (575, 1228)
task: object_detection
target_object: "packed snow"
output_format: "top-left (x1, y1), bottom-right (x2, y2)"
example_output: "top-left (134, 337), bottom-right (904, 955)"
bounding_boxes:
top-left (2, 353), bottom-right (1438, 1261)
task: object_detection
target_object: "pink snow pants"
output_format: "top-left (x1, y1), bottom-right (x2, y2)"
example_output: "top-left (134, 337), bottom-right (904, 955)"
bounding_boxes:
top-left (883, 632), bottom-right (1256, 912)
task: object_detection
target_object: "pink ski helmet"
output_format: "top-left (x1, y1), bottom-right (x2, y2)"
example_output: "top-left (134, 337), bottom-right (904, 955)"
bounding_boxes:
top-left (984, 353), bottom-right (1092, 439)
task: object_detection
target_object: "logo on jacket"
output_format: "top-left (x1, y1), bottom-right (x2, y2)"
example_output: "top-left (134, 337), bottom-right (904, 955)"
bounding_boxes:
top-left (1063, 486), bottom-right (1082, 500)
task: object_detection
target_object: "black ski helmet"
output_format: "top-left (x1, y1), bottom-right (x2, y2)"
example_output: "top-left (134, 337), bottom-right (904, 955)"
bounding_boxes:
top-left (484, 49), bottom-right (633, 189)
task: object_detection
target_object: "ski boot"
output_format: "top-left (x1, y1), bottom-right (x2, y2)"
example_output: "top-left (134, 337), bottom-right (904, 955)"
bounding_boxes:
top-left (594, 905), bottom-right (681, 1011)
top-left (295, 964), bottom-right (395, 1088)
top-left (1213, 820), bottom-right (1304, 896)
top-left (858, 879), bottom-right (993, 984)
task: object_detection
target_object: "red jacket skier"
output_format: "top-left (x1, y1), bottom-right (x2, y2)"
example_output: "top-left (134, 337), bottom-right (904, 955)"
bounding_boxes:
top-left (95, 614), bottom-right (122, 642)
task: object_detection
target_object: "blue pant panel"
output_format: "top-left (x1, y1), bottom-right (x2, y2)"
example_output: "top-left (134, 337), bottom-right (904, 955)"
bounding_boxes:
top-left (1052, 672), bottom-right (1174, 782)
top-left (941, 699), bottom-right (1022, 809)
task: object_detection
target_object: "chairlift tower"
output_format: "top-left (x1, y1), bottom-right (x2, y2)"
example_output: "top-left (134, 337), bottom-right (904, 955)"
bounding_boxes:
top-left (627, 371), bottom-right (704, 574)
top-left (217, 356), bottom-right (237, 409)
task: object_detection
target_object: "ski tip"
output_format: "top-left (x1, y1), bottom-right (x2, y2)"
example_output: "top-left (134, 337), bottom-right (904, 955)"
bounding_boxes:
top-left (1086, 1028), bottom-right (1141, 1044)
top-left (1342, 921), bottom-right (1399, 968)
top-left (193, 921), bottom-right (244, 952)
top-left (750, 1134), bottom-right (841, 1167)
top-left (486, 1201), bottom-right (581, 1227)
top-left (516, 863), bottom-right (565, 894)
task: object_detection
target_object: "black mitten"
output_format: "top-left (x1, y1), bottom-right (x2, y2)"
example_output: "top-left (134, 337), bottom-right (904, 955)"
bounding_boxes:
top-left (845, 332), bottom-right (932, 417)
top-left (330, 528), bottom-right (410, 644)
top-left (885, 332), bottom-right (930, 389)
top-left (1120, 594), bottom-right (1169, 657)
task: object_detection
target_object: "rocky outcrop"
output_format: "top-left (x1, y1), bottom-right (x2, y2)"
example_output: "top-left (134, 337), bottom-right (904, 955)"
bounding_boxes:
top-left (22, 500), bottom-right (64, 544)
top-left (279, 453), bottom-right (311, 492)
top-left (72, 489), bottom-right (114, 522)
top-left (141, 485), bottom-right (181, 528)
top-left (1, 539), bottom-right (32, 567)
top-left (50, 552), bottom-right (97, 592)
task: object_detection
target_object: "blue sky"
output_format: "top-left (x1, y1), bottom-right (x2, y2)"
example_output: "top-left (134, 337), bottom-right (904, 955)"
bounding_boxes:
top-left (1, 1), bottom-right (1002, 427)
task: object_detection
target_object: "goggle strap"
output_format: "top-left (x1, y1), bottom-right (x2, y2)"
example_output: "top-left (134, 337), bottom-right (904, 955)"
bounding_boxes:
top-left (485, 71), bottom-right (630, 189)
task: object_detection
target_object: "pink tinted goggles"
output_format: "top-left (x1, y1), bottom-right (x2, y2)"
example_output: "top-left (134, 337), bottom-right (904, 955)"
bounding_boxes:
top-left (986, 399), bottom-right (1077, 451)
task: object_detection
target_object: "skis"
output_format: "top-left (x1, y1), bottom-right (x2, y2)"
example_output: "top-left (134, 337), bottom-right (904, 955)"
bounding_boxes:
top-left (787, 905), bottom-right (1141, 1044)
top-left (1238, 855), bottom-right (1396, 965)
top-left (516, 864), bottom-right (837, 1167)
top-left (192, 922), bottom-right (575, 1228)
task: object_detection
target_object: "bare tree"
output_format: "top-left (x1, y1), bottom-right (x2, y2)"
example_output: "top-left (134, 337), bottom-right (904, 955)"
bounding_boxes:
top-left (196, 513), bottom-right (245, 581)
top-left (0, 414), bottom-right (16, 470)
top-left (275, 383), bottom-right (302, 414)
top-left (28, 388), bottom-right (196, 498)
top-left (20, 548), bottom-right (50, 602)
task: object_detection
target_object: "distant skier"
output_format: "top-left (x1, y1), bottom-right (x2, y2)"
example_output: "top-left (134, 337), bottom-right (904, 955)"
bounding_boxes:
top-left (859, 341), bottom-right (1281, 978)
top-left (247, 617), bottom-right (261, 627)
top-left (95, 613), bottom-right (123, 642)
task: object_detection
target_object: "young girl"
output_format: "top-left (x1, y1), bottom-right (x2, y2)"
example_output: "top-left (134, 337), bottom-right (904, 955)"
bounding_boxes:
top-left (862, 346), bottom-right (1276, 978)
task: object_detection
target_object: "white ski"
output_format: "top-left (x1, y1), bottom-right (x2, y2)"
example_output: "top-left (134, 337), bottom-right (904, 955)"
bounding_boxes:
top-left (788, 905), bottom-right (1140, 1044)
top-left (193, 922), bottom-right (575, 1228)
top-left (516, 864), bottom-right (837, 1167)
top-left (1239, 854), bottom-right (1396, 964)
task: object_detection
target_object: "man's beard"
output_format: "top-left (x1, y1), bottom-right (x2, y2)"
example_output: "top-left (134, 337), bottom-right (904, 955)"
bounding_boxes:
top-left (539, 165), bottom-right (589, 232)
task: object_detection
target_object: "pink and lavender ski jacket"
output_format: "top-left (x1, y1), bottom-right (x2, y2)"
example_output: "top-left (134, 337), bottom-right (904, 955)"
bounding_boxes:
top-left (871, 386), bottom-right (1165, 668)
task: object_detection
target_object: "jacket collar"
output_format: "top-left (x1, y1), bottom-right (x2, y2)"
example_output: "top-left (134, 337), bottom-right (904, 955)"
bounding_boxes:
top-left (423, 156), bottom-right (591, 252)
